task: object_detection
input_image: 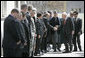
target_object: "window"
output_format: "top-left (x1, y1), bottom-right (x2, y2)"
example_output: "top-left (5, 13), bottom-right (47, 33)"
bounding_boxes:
top-left (1, 1), bottom-right (7, 18)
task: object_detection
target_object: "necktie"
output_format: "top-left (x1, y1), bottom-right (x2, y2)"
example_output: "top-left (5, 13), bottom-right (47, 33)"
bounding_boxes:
top-left (64, 19), bottom-right (66, 25)
top-left (75, 18), bottom-right (76, 22)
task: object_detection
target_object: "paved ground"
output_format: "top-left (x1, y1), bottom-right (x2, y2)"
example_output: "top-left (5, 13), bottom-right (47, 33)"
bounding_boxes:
top-left (34, 33), bottom-right (84, 57)
top-left (34, 51), bottom-right (84, 57)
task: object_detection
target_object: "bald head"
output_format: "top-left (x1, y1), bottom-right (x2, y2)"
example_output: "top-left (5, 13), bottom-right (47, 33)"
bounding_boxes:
top-left (62, 12), bottom-right (67, 19)
top-left (62, 12), bottom-right (67, 15)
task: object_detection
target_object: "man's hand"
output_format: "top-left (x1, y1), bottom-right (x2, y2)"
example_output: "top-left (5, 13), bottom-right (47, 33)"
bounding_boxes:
top-left (78, 32), bottom-right (81, 35)
top-left (17, 40), bottom-right (21, 45)
top-left (38, 35), bottom-right (41, 39)
top-left (72, 30), bottom-right (74, 35)
top-left (24, 42), bottom-right (27, 46)
top-left (53, 27), bottom-right (57, 31)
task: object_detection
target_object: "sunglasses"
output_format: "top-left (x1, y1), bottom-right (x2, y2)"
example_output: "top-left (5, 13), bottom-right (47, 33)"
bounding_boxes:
top-left (74, 14), bottom-right (77, 15)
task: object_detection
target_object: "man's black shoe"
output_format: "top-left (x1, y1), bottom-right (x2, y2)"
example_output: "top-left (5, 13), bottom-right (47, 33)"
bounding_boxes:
top-left (69, 51), bottom-right (72, 53)
top-left (58, 48), bottom-right (61, 52)
top-left (63, 51), bottom-right (70, 53)
top-left (53, 50), bottom-right (57, 52)
top-left (45, 50), bottom-right (47, 53)
top-left (34, 53), bottom-right (37, 56)
top-left (80, 50), bottom-right (82, 51)
top-left (73, 50), bottom-right (77, 52)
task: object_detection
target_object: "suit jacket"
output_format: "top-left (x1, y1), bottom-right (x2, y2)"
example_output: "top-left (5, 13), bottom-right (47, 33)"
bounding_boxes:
top-left (60, 17), bottom-right (74, 35)
top-left (65, 17), bottom-right (74, 35)
top-left (49, 17), bottom-right (59, 34)
top-left (57, 18), bottom-right (61, 34)
top-left (50, 17), bottom-right (59, 27)
top-left (43, 17), bottom-right (54, 30)
top-left (36, 18), bottom-right (46, 38)
top-left (59, 17), bottom-right (74, 43)
top-left (73, 18), bottom-right (82, 34)
top-left (2, 15), bottom-right (26, 49)
top-left (43, 17), bottom-right (54, 37)
top-left (21, 19), bottom-right (29, 42)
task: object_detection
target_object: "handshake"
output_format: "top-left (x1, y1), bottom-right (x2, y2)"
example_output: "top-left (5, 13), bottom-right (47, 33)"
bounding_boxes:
top-left (17, 40), bottom-right (27, 46)
top-left (53, 27), bottom-right (58, 31)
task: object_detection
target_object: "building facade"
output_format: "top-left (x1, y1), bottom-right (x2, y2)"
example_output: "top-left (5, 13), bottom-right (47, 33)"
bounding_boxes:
top-left (66, 1), bottom-right (84, 13)
top-left (1, 1), bottom-right (84, 18)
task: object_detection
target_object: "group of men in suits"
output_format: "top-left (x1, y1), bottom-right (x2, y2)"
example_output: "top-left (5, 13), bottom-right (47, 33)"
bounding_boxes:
top-left (57, 11), bottom-right (82, 53)
top-left (2, 4), bottom-right (82, 57)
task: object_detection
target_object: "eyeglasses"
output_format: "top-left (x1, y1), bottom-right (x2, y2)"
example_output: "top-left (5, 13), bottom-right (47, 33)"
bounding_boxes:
top-left (74, 14), bottom-right (77, 15)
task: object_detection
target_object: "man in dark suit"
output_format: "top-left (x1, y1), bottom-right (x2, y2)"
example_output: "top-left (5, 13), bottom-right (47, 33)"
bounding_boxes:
top-left (49, 11), bottom-right (60, 52)
top-left (43, 12), bottom-right (54, 53)
top-left (46, 11), bottom-right (53, 52)
top-left (26, 5), bottom-right (33, 24)
top-left (35, 12), bottom-right (46, 55)
top-left (73, 11), bottom-right (82, 51)
top-left (40, 17), bottom-right (47, 54)
top-left (20, 4), bottom-right (29, 57)
top-left (60, 12), bottom-right (74, 53)
top-left (2, 9), bottom-right (27, 57)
